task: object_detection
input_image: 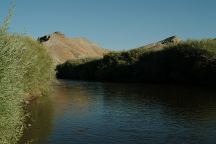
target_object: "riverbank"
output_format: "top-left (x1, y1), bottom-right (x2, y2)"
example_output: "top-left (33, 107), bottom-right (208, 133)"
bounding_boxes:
top-left (56, 39), bottom-right (216, 85)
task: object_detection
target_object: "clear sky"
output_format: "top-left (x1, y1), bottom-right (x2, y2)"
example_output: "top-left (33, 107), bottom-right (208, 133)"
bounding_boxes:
top-left (0, 0), bottom-right (215, 50)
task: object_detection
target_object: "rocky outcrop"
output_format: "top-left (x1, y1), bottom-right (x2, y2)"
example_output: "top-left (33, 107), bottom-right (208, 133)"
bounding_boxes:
top-left (37, 35), bottom-right (50, 42)
top-left (158, 36), bottom-right (181, 45)
top-left (138, 36), bottom-right (182, 50)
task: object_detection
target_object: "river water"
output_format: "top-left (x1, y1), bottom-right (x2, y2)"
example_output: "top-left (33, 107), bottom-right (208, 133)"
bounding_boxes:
top-left (21, 80), bottom-right (216, 144)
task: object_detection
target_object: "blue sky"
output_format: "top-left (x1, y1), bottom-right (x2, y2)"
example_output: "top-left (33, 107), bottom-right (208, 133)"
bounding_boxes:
top-left (0, 0), bottom-right (215, 50)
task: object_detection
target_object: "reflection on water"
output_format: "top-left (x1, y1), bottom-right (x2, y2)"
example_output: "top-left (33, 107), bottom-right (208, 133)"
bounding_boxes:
top-left (21, 80), bottom-right (216, 144)
top-left (20, 94), bottom-right (54, 143)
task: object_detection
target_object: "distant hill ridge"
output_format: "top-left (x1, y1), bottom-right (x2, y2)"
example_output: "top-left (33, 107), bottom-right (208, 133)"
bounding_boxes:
top-left (38, 32), bottom-right (108, 64)
top-left (136, 36), bottom-right (182, 50)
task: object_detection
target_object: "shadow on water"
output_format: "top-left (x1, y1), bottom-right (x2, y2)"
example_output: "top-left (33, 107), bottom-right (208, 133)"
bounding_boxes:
top-left (102, 83), bottom-right (216, 118)
top-left (19, 95), bottom-right (54, 144)
top-left (100, 83), bottom-right (216, 144)
top-left (20, 80), bottom-right (216, 144)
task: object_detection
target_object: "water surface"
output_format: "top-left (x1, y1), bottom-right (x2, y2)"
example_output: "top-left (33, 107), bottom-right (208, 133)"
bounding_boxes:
top-left (21, 80), bottom-right (216, 144)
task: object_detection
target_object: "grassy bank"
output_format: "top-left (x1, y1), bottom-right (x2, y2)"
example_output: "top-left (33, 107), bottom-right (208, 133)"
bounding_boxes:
top-left (56, 39), bottom-right (216, 85)
top-left (0, 11), bottom-right (54, 143)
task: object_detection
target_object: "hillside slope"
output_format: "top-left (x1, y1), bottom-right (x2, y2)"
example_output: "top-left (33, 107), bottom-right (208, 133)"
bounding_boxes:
top-left (38, 32), bottom-right (108, 64)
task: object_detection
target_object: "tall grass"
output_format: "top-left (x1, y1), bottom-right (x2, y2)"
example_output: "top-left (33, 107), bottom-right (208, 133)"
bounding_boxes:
top-left (0, 7), bottom-right (54, 144)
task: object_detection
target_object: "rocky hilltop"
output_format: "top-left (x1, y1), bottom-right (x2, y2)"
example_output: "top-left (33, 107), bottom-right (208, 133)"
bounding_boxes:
top-left (38, 32), bottom-right (108, 64)
top-left (137, 36), bottom-right (182, 50)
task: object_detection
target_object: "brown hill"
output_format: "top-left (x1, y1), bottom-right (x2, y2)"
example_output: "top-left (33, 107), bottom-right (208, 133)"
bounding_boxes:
top-left (38, 32), bottom-right (108, 64)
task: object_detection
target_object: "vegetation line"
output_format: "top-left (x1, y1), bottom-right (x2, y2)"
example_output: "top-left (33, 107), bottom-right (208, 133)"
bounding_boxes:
top-left (56, 39), bottom-right (216, 85)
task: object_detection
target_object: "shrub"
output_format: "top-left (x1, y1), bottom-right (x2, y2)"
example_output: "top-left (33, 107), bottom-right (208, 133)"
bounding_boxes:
top-left (0, 8), bottom-right (54, 143)
top-left (56, 39), bottom-right (216, 84)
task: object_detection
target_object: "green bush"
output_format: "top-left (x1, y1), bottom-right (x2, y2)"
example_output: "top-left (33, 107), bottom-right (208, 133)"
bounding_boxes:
top-left (56, 39), bottom-right (216, 84)
top-left (56, 58), bottom-right (100, 80)
top-left (0, 9), bottom-right (54, 143)
top-left (131, 40), bottom-right (216, 83)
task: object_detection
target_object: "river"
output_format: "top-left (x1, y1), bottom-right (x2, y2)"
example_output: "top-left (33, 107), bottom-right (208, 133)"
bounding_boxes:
top-left (20, 80), bottom-right (216, 144)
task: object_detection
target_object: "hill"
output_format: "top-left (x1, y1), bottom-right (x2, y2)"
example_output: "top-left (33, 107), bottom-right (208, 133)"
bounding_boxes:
top-left (38, 32), bottom-right (108, 64)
